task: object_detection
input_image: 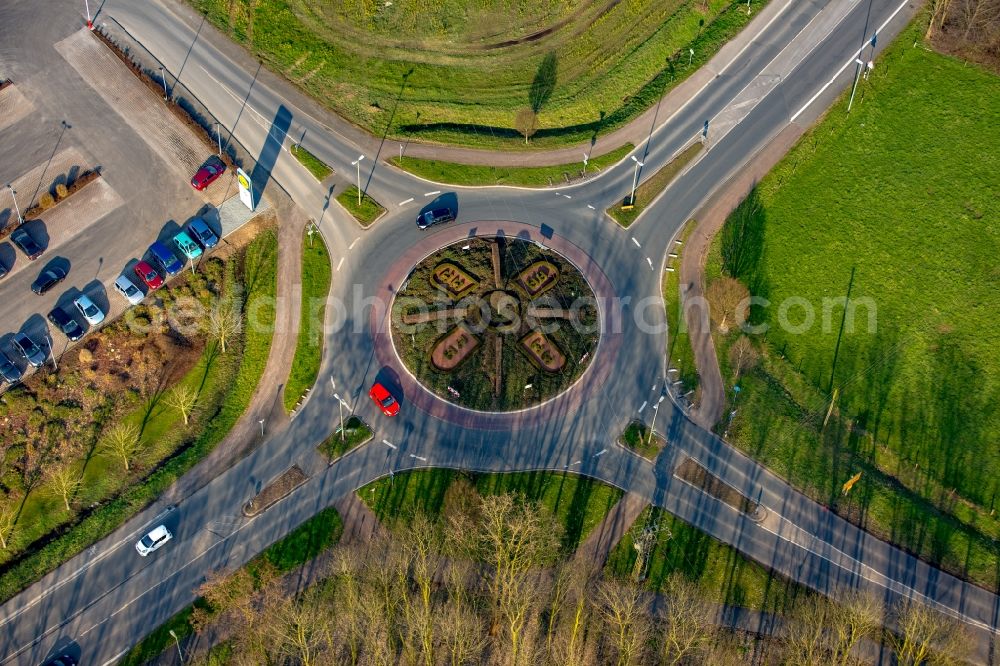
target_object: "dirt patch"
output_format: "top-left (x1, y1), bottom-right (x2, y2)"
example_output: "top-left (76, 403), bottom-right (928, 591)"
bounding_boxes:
top-left (674, 457), bottom-right (758, 517)
top-left (243, 465), bottom-right (308, 516)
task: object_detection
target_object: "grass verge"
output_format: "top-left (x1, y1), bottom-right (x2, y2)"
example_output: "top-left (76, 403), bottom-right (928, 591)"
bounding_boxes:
top-left (360, 469), bottom-right (623, 552)
top-left (607, 505), bottom-right (806, 612)
top-left (391, 144), bottom-right (633, 187)
top-left (608, 142), bottom-right (702, 227)
top-left (120, 506), bottom-right (342, 665)
top-left (283, 226), bottom-right (332, 412)
top-left (664, 220), bottom-right (699, 398)
top-left (336, 187), bottom-right (385, 227)
top-left (317, 416), bottom-right (373, 462)
top-left (290, 144), bottom-right (333, 181)
top-left (707, 18), bottom-right (1000, 587)
top-left (0, 228), bottom-right (278, 601)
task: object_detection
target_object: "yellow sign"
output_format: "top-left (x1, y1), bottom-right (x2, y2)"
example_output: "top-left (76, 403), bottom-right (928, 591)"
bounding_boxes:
top-left (237, 172), bottom-right (249, 189)
top-left (236, 167), bottom-right (255, 211)
top-left (841, 471), bottom-right (862, 495)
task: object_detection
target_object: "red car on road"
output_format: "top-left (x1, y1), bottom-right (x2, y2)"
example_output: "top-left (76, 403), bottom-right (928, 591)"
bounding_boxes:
top-left (190, 156), bottom-right (227, 191)
top-left (369, 382), bottom-right (400, 417)
top-left (133, 260), bottom-right (163, 290)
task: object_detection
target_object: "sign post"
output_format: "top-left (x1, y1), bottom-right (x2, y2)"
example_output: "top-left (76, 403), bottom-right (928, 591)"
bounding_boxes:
top-left (236, 167), bottom-right (255, 211)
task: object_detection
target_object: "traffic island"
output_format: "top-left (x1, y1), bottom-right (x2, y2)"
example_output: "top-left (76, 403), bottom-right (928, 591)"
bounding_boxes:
top-left (390, 236), bottom-right (599, 411)
top-left (608, 142), bottom-right (703, 228)
top-left (336, 186), bottom-right (385, 227)
top-left (674, 457), bottom-right (765, 521)
top-left (618, 420), bottom-right (666, 460)
top-left (243, 465), bottom-right (308, 516)
top-left (317, 417), bottom-right (374, 463)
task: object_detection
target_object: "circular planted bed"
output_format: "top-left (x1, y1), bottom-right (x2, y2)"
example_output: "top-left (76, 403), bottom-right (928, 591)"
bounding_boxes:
top-left (391, 237), bottom-right (599, 411)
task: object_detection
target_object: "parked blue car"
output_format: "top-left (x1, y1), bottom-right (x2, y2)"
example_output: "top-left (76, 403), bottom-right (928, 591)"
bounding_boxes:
top-left (148, 241), bottom-right (184, 276)
top-left (187, 217), bottom-right (219, 249)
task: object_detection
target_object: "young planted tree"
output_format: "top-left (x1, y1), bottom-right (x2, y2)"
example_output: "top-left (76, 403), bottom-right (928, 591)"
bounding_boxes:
top-left (45, 464), bottom-right (82, 511)
top-left (166, 383), bottom-right (198, 425)
top-left (102, 422), bottom-right (142, 472)
top-left (728, 335), bottom-right (760, 382)
top-left (209, 302), bottom-right (242, 353)
top-left (515, 107), bottom-right (538, 145)
top-left (706, 276), bottom-right (750, 335)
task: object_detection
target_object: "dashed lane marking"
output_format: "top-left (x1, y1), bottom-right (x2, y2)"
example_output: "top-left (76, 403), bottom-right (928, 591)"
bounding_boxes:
top-left (632, 238), bottom-right (641, 248)
top-left (398, 197), bottom-right (413, 206)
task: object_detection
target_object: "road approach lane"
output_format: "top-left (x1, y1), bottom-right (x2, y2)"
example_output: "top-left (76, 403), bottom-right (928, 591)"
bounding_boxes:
top-left (8, 0), bottom-right (999, 664)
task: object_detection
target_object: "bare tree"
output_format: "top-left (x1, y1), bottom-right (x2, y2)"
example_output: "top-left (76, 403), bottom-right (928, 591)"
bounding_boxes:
top-left (889, 598), bottom-right (970, 665)
top-left (658, 573), bottom-right (716, 665)
top-left (45, 464), bottom-right (81, 511)
top-left (596, 579), bottom-right (650, 666)
top-left (268, 588), bottom-right (331, 666)
top-left (706, 276), bottom-right (750, 335)
top-left (209, 302), bottom-right (242, 353)
top-left (437, 602), bottom-right (486, 666)
top-left (782, 594), bottom-right (833, 665)
top-left (728, 335), bottom-right (760, 381)
top-left (0, 499), bottom-right (17, 550)
top-left (515, 107), bottom-right (538, 145)
top-left (102, 422), bottom-right (142, 472)
top-left (829, 589), bottom-right (883, 666)
top-left (166, 384), bottom-right (198, 425)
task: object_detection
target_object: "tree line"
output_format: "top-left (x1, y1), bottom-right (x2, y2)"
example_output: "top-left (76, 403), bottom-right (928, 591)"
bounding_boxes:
top-left (187, 492), bottom-right (971, 665)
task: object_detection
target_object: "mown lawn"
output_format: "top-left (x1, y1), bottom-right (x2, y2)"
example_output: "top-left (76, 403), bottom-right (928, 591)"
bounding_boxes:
top-left (290, 144), bottom-right (333, 181)
top-left (187, 0), bottom-right (768, 149)
top-left (608, 142), bottom-right (703, 227)
top-left (391, 144), bottom-right (633, 187)
top-left (707, 19), bottom-right (1000, 587)
top-left (360, 469), bottom-right (623, 553)
top-left (283, 226), bottom-right (332, 412)
top-left (317, 416), bottom-right (373, 462)
top-left (336, 187), bottom-right (385, 227)
top-left (606, 506), bottom-right (806, 612)
top-left (664, 220), bottom-right (699, 396)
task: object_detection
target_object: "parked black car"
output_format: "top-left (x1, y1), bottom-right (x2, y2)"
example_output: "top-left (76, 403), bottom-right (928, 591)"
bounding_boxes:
top-left (10, 227), bottom-right (44, 260)
top-left (31, 265), bottom-right (67, 295)
top-left (0, 352), bottom-right (22, 384)
top-left (47, 306), bottom-right (83, 341)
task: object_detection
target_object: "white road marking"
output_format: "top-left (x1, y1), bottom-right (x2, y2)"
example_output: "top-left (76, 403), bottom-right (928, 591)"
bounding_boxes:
top-left (332, 393), bottom-right (352, 410)
top-left (562, 194), bottom-right (572, 199)
top-left (348, 237), bottom-right (359, 250)
top-left (382, 439), bottom-right (397, 449)
top-left (424, 190), bottom-right (440, 197)
top-left (409, 454), bottom-right (427, 462)
top-left (631, 237), bottom-right (641, 248)
top-left (336, 257), bottom-right (345, 272)
top-left (101, 650), bottom-right (130, 666)
top-left (638, 400), bottom-right (648, 413)
top-left (646, 257), bottom-right (654, 270)
top-left (790, 0), bottom-right (910, 122)
top-left (587, 204), bottom-right (595, 210)
top-left (594, 449), bottom-right (608, 457)
top-left (398, 197), bottom-right (414, 206)
top-left (330, 377), bottom-right (336, 389)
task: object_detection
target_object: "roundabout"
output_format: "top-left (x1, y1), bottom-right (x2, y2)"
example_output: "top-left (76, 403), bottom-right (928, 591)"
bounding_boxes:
top-left (390, 235), bottom-right (598, 412)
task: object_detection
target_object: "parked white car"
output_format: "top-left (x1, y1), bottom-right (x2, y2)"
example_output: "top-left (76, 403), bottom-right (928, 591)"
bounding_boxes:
top-left (135, 525), bottom-right (172, 556)
top-left (114, 274), bottom-right (144, 305)
top-left (73, 293), bottom-right (105, 326)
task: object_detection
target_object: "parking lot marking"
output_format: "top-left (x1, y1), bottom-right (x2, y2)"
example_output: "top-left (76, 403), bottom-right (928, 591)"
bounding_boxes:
top-left (398, 197), bottom-right (414, 206)
top-left (424, 190), bottom-right (440, 197)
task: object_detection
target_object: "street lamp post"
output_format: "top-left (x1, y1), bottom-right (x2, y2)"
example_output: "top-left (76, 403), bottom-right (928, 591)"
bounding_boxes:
top-left (84, 0), bottom-right (93, 29)
top-left (582, 152), bottom-right (589, 176)
top-left (847, 58), bottom-right (864, 112)
top-left (6, 184), bottom-right (23, 225)
top-left (169, 629), bottom-right (184, 664)
top-left (688, 48), bottom-right (694, 66)
top-left (258, 419), bottom-right (265, 436)
top-left (214, 122), bottom-right (222, 156)
top-left (629, 155), bottom-right (644, 206)
top-left (351, 155), bottom-right (365, 206)
top-left (158, 66), bottom-right (168, 101)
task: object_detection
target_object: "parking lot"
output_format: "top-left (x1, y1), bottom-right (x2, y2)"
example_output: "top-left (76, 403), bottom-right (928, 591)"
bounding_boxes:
top-left (0, 23), bottom-right (243, 384)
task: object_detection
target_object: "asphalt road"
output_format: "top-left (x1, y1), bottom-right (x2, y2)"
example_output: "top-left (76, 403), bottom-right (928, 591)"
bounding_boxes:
top-left (5, 0), bottom-right (998, 664)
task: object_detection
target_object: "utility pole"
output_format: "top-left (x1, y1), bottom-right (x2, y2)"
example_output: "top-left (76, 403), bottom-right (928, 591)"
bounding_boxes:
top-left (351, 155), bottom-right (365, 206)
top-left (6, 184), bottom-right (23, 225)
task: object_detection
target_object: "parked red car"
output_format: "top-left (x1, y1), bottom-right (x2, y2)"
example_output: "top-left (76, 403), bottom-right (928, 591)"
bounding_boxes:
top-left (133, 260), bottom-right (163, 290)
top-left (190, 156), bottom-right (227, 191)
top-left (369, 382), bottom-right (400, 417)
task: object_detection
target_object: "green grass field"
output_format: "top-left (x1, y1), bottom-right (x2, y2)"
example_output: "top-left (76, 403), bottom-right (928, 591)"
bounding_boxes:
top-left (187, 0), bottom-right (767, 149)
top-left (391, 144), bottom-right (632, 186)
top-left (317, 416), bottom-right (373, 461)
top-left (606, 506), bottom-right (805, 612)
top-left (664, 220), bottom-right (699, 397)
top-left (708, 19), bottom-right (1000, 587)
top-left (283, 226), bottom-right (332, 411)
top-left (290, 144), bottom-right (333, 180)
top-left (360, 469), bottom-right (623, 553)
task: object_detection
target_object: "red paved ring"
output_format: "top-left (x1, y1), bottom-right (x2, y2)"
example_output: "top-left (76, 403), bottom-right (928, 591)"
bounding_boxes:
top-left (369, 221), bottom-right (622, 431)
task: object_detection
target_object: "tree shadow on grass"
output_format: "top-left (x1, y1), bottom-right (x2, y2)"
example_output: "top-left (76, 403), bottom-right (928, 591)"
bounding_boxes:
top-left (529, 52), bottom-right (558, 113)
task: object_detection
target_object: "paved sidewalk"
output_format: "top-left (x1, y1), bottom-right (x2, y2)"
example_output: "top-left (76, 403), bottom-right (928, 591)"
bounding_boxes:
top-left (680, 123), bottom-right (806, 430)
top-left (155, 0), bottom-right (791, 167)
